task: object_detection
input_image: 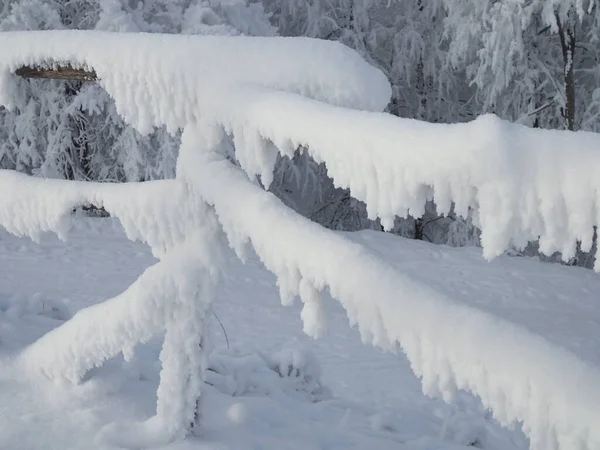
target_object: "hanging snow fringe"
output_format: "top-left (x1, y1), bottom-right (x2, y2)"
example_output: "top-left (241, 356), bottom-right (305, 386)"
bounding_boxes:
top-left (1, 31), bottom-right (599, 270)
top-left (180, 132), bottom-right (600, 450)
top-left (0, 31), bottom-right (600, 450)
top-left (0, 172), bottom-right (212, 258)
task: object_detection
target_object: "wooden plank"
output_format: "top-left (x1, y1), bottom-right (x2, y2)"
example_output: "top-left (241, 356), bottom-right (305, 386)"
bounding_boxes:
top-left (15, 65), bottom-right (97, 82)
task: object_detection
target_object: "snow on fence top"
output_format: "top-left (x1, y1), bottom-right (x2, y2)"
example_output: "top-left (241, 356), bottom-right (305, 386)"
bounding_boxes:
top-left (215, 89), bottom-right (600, 264)
top-left (1, 30), bottom-right (600, 450)
top-left (0, 30), bottom-right (391, 134)
top-left (180, 127), bottom-right (600, 450)
top-left (2, 31), bottom-right (599, 269)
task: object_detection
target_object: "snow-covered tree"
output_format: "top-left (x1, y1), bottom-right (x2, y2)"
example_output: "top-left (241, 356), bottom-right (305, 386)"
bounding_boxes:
top-left (442, 0), bottom-right (600, 266)
top-left (264, 0), bottom-right (466, 123)
top-left (444, 0), bottom-right (600, 132)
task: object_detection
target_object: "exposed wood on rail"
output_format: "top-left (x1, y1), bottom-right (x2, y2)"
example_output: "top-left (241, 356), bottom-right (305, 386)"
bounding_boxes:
top-left (15, 65), bottom-right (97, 82)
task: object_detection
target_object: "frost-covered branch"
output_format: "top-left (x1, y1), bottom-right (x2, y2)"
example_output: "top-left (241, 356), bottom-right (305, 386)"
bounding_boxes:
top-left (220, 87), bottom-right (600, 268)
top-left (2, 31), bottom-right (600, 269)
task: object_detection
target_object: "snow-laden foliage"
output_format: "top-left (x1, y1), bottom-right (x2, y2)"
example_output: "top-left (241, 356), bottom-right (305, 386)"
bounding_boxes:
top-left (1, 30), bottom-right (600, 450)
top-left (265, 0), bottom-right (600, 132)
top-left (264, 0), bottom-right (462, 123)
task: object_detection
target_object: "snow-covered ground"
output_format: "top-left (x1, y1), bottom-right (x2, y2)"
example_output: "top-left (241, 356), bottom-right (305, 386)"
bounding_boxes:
top-left (2, 218), bottom-right (598, 449)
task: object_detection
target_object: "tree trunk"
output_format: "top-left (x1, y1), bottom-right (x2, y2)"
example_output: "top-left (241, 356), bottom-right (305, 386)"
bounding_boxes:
top-left (64, 81), bottom-right (93, 181)
top-left (557, 8), bottom-right (576, 131)
top-left (414, 217), bottom-right (424, 240)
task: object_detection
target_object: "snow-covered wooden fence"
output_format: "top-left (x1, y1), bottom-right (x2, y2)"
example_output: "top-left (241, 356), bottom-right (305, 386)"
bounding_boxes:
top-left (1, 30), bottom-right (599, 450)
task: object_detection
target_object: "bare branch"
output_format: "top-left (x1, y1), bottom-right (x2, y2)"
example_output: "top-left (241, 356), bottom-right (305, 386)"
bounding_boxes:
top-left (15, 65), bottom-right (97, 82)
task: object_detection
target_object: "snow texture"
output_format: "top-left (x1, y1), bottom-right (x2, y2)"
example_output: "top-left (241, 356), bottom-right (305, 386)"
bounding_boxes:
top-left (207, 347), bottom-right (330, 403)
top-left (0, 30), bottom-right (391, 134)
top-left (0, 30), bottom-right (599, 450)
top-left (178, 126), bottom-right (600, 450)
top-left (1, 30), bottom-right (598, 269)
top-left (20, 223), bottom-right (226, 437)
top-left (0, 171), bottom-right (209, 258)
top-left (0, 220), bottom-right (534, 450)
top-left (214, 89), bottom-right (600, 268)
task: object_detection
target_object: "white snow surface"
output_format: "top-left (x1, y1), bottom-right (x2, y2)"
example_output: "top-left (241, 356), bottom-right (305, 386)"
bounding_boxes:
top-left (0, 219), bottom-right (597, 450)
top-left (0, 30), bottom-right (391, 134)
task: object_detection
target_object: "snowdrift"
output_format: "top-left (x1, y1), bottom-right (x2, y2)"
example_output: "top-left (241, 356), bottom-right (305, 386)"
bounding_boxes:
top-left (0, 30), bottom-right (599, 450)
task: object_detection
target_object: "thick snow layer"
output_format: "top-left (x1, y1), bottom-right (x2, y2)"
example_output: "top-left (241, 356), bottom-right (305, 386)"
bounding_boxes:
top-left (179, 128), bottom-right (600, 450)
top-left (211, 88), bottom-right (600, 268)
top-left (0, 30), bottom-right (391, 136)
top-left (0, 170), bottom-right (211, 258)
top-left (1, 30), bottom-right (599, 268)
